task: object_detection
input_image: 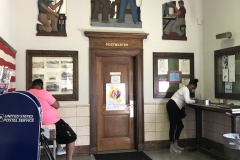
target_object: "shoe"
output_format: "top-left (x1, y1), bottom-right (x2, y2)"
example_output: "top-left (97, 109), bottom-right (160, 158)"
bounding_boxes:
top-left (56, 147), bottom-right (66, 155)
top-left (170, 144), bottom-right (181, 153)
top-left (175, 145), bottom-right (184, 151)
top-left (116, 19), bottom-right (125, 23)
top-left (174, 142), bottom-right (184, 151)
top-left (134, 21), bottom-right (139, 24)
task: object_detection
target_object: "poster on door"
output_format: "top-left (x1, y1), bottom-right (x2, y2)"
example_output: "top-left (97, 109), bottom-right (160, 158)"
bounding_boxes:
top-left (106, 83), bottom-right (126, 110)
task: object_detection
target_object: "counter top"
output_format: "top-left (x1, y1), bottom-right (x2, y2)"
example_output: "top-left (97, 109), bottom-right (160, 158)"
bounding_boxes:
top-left (188, 103), bottom-right (240, 114)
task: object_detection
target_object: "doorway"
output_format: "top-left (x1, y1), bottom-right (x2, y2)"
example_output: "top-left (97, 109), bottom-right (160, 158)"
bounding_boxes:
top-left (85, 31), bottom-right (148, 153)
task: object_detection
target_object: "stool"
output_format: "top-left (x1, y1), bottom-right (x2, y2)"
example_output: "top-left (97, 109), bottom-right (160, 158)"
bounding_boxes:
top-left (52, 139), bottom-right (57, 159)
top-left (42, 125), bottom-right (56, 159)
top-left (46, 138), bottom-right (57, 159)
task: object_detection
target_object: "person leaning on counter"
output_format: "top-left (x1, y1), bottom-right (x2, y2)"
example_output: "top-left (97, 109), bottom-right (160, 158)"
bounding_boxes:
top-left (166, 79), bottom-right (199, 153)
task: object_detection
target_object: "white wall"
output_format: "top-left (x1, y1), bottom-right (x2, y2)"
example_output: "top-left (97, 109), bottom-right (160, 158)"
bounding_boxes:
top-left (0, 0), bottom-right (15, 47)
top-left (202, 0), bottom-right (240, 104)
top-left (12, 0), bottom-right (203, 105)
top-left (202, 0), bottom-right (240, 143)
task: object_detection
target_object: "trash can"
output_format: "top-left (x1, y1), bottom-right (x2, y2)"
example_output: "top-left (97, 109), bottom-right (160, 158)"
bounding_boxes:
top-left (223, 133), bottom-right (240, 160)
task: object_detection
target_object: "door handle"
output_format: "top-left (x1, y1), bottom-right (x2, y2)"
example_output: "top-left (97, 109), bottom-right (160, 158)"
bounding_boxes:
top-left (129, 104), bottom-right (134, 118)
top-left (129, 100), bottom-right (134, 117)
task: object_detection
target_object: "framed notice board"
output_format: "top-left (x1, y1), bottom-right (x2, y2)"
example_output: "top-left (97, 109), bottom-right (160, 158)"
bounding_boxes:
top-left (214, 45), bottom-right (240, 100)
top-left (153, 52), bottom-right (194, 98)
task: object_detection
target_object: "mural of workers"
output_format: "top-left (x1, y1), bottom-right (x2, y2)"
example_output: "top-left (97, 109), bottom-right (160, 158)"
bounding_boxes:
top-left (162, 0), bottom-right (187, 41)
top-left (91, 0), bottom-right (142, 28)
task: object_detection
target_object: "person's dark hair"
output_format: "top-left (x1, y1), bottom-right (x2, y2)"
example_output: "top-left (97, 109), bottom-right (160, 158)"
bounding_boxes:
top-left (178, 0), bottom-right (184, 4)
top-left (31, 79), bottom-right (43, 88)
top-left (189, 79), bottom-right (198, 86)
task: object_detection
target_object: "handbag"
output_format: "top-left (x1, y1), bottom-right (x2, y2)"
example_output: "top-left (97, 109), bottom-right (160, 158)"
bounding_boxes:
top-left (180, 107), bottom-right (186, 118)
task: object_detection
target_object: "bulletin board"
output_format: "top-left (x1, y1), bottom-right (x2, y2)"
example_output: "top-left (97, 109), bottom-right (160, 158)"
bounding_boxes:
top-left (153, 52), bottom-right (194, 98)
top-left (214, 45), bottom-right (240, 100)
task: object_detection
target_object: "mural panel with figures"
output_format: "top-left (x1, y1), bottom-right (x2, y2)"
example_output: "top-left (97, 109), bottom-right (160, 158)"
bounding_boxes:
top-left (162, 0), bottom-right (187, 41)
top-left (36, 0), bottom-right (67, 37)
top-left (91, 0), bottom-right (142, 28)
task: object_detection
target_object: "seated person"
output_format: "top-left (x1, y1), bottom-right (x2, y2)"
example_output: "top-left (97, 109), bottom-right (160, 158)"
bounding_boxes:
top-left (28, 79), bottom-right (77, 160)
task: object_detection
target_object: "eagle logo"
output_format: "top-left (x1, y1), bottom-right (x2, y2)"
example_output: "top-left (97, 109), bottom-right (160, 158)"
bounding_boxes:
top-left (0, 115), bottom-right (4, 122)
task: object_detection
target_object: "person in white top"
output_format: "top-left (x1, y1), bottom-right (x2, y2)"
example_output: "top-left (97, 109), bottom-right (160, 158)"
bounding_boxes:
top-left (166, 79), bottom-right (199, 153)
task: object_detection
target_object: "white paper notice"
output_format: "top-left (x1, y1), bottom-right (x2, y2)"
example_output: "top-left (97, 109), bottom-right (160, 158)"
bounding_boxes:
top-left (179, 59), bottom-right (190, 74)
top-left (111, 75), bottom-right (120, 83)
top-left (158, 59), bottom-right (168, 75)
top-left (225, 82), bottom-right (232, 93)
top-left (158, 80), bottom-right (169, 92)
top-left (228, 55), bottom-right (235, 82)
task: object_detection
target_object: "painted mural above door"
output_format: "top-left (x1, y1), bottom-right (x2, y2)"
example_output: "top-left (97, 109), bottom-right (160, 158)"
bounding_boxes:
top-left (91, 0), bottom-right (142, 28)
top-left (36, 0), bottom-right (67, 37)
top-left (162, 0), bottom-right (187, 41)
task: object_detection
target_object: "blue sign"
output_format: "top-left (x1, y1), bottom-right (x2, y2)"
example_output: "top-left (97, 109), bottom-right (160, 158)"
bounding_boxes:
top-left (0, 92), bottom-right (41, 160)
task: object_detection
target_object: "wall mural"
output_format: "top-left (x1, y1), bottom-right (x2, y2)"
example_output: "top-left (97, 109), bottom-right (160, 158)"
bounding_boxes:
top-left (162, 0), bottom-right (187, 41)
top-left (36, 0), bottom-right (67, 37)
top-left (91, 0), bottom-right (142, 28)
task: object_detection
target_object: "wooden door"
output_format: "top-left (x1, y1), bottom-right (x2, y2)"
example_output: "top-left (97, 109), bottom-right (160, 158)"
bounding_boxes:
top-left (85, 31), bottom-right (148, 153)
top-left (96, 56), bottom-right (134, 151)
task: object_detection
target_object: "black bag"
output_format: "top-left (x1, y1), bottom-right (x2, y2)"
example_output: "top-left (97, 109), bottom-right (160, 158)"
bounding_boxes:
top-left (180, 107), bottom-right (186, 118)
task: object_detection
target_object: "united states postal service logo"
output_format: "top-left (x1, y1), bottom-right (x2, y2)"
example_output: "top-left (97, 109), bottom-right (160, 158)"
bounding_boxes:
top-left (0, 114), bottom-right (4, 122)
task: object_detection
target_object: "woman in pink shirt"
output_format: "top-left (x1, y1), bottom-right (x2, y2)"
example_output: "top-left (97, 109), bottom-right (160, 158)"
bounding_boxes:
top-left (28, 79), bottom-right (76, 160)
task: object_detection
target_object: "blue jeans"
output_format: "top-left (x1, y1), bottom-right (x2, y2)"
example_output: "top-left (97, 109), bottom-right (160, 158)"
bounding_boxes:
top-left (118, 0), bottom-right (138, 22)
top-left (164, 18), bottom-right (185, 36)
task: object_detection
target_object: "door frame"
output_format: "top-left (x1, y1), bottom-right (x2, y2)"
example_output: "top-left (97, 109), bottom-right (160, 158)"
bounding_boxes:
top-left (85, 31), bottom-right (148, 153)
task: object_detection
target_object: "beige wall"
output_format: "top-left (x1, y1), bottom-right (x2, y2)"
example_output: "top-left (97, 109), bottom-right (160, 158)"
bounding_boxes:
top-left (144, 103), bottom-right (196, 141)
top-left (59, 104), bottom-right (90, 146)
top-left (58, 102), bottom-right (232, 147)
top-left (58, 103), bottom-right (197, 146)
top-left (144, 102), bottom-right (233, 145)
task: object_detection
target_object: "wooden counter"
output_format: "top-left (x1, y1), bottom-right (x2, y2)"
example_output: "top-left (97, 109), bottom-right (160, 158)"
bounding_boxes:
top-left (188, 103), bottom-right (240, 160)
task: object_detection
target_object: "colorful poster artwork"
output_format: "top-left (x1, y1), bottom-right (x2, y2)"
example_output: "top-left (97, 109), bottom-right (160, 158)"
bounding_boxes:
top-left (106, 83), bottom-right (126, 110)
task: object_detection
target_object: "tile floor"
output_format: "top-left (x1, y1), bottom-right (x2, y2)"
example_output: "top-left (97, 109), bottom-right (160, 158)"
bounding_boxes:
top-left (41, 148), bottom-right (215, 160)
